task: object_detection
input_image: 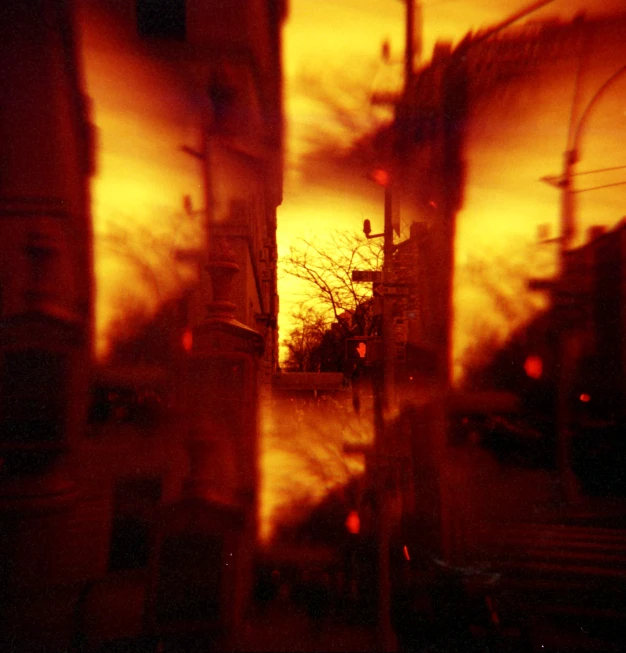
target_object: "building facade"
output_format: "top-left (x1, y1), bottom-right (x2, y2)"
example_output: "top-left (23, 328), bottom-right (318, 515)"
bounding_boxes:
top-left (385, 10), bottom-right (626, 562)
top-left (0, 1), bottom-right (285, 651)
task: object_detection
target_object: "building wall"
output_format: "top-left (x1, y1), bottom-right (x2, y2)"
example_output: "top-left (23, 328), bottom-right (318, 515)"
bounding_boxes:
top-left (390, 12), bottom-right (626, 564)
top-left (566, 222), bottom-right (626, 416)
top-left (0, 1), bottom-right (284, 650)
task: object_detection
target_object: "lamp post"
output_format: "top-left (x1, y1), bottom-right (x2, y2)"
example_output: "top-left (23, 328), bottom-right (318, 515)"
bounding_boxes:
top-left (544, 63), bottom-right (626, 503)
top-left (557, 64), bottom-right (626, 257)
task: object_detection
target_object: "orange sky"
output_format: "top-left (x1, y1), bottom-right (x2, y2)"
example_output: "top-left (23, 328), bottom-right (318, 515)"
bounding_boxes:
top-left (78, 5), bottom-right (207, 358)
top-left (270, 0), bottom-right (625, 535)
top-left (78, 0), bottom-right (626, 542)
top-left (80, 0), bottom-right (626, 365)
top-left (279, 0), bottom-right (626, 378)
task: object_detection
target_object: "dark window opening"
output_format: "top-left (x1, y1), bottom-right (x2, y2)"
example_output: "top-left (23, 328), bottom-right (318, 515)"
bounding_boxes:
top-left (88, 385), bottom-right (164, 429)
top-left (0, 350), bottom-right (67, 444)
top-left (137, 0), bottom-right (186, 40)
top-left (155, 533), bottom-right (223, 624)
top-left (108, 477), bottom-right (162, 571)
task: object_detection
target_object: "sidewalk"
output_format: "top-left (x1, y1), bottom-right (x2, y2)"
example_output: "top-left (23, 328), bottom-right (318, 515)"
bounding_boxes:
top-left (241, 601), bottom-right (377, 652)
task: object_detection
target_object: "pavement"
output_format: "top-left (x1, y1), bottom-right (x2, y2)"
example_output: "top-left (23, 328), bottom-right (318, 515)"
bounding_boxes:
top-left (240, 443), bottom-right (626, 653)
top-left (241, 601), bottom-right (378, 652)
top-left (94, 442), bottom-right (626, 653)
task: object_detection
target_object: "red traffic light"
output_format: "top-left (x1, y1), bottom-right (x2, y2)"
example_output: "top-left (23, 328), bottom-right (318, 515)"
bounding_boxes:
top-left (346, 337), bottom-right (369, 361)
top-left (346, 337), bottom-right (382, 363)
top-left (523, 354), bottom-right (542, 379)
top-left (182, 328), bottom-right (193, 352)
top-left (345, 510), bottom-right (360, 534)
top-left (370, 168), bottom-right (390, 186)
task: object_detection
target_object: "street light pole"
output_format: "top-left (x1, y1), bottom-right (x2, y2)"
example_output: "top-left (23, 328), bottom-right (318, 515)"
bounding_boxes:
top-left (549, 63), bottom-right (626, 504)
top-left (552, 145), bottom-right (576, 503)
top-left (559, 63), bottom-right (626, 255)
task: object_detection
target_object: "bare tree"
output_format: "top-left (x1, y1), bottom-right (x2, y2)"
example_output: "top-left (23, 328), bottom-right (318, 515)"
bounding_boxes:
top-left (260, 390), bottom-right (374, 542)
top-left (95, 209), bottom-right (203, 354)
top-left (281, 229), bottom-right (383, 336)
top-left (281, 307), bottom-right (328, 372)
top-left (454, 242), bottom-right (554, 383)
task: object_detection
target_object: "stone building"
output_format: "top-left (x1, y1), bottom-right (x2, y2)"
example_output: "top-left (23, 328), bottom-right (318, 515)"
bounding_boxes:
top-left (388, 8), bottom-right (626, 546)
top-left (0, 1), bottom-right (285, 651)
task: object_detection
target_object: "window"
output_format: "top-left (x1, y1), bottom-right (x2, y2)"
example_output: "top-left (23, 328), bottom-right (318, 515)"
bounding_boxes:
top-left (0, 350), bottom-right (66, 444)
top-left (88, 384), bottom-right (164, 429)
top-left (136, 0), bottom-right (186, 40)
top-left (155, 533), bottom-right (223, 624)
top-left (108, 476), bottom-right (163, 571)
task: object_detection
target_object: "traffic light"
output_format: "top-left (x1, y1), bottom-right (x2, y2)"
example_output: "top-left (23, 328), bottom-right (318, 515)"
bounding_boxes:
top-left (346, 337), bottom-right (368, 361)
top-left (345, 510), bottom-right (360, 535)
top-left (345, 337), bottom-right (382, 363)
top-left (523, 354), bottom-right (543, 379)
top-left (370, 168), bottom-right (390, 186)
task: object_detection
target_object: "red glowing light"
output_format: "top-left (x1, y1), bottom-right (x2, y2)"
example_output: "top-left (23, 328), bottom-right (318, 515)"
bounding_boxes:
top-left (182, 328), bottom-right (193, 352)
top-left (345, 510), bottom-right (360, 534)
top-left (371, 168), bottom-right (390, 186)
top-left (579, 393), bottom-right (591, 403)
top-left (486, 596), bottom-right (500, 626)
top-left (523, 354), bottom-right (543, 379)
top-left (403, 544), bottom-right (410, 561)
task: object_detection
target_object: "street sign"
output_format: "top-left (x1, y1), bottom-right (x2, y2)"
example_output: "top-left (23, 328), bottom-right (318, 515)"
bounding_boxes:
top-left (394, 317), bottom-right (408, 361)
top-left (381, 286), bottom-right (410, 296)
top-left (352, 270), bottom-right (382, 283)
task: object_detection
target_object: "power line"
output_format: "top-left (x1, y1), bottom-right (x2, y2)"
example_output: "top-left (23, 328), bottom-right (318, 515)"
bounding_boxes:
top-left (574, 180), bottom-right (626, 194)
top-left (572, 164), bottom-right (626, 177)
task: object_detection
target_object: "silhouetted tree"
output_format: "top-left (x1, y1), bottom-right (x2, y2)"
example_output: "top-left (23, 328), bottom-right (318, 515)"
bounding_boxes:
top-left (282, 307), bottom-right (328, 372)
top-left (96, 209), bottom-right (203, 356)
top-left (261, 391), bottom-right (373, 542)
top-left (455, 242), bottom-right (553, 384)
top-left (282, 230), bottom-right (383, 335)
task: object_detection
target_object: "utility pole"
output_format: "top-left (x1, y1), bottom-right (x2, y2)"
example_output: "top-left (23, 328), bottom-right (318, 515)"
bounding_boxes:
top-left (382, 183), bottom-right (396, 414)
top-left (405, 0), bottom-right (414, 83)
top-left (372, 5), bottom-right (419, 648)
top-left (364, 172), bottom-right (396, 652)
top-left (378, 179), bottom-right (396, 652)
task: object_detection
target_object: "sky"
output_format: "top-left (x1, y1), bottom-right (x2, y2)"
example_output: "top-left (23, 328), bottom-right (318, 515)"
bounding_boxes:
top-left (278, 0), bottom-right (626, 376)
top-left (280, 0), bottom-right (625, 183)
top-left (76, 0), bottom-right (626, 541)
top-left (80, 0), bottom-right (626, 363)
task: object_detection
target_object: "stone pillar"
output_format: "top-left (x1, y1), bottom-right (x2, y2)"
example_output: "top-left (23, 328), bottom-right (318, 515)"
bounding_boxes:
top-left (145, 237), bottom-right (264, 650)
